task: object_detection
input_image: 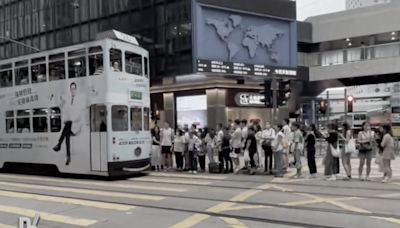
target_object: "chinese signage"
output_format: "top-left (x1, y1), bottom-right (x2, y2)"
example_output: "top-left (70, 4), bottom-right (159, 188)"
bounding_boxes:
top-left (234, 93), bottom-right (265, 107)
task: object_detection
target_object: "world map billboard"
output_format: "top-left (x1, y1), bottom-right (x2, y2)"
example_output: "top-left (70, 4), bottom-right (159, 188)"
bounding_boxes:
top-left (192, 1), bottom-right (297, 78)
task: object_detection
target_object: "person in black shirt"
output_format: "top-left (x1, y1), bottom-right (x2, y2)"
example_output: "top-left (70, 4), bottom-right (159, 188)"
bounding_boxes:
top-left (151, 125), bottom-right (161, 171)
top-left (324, 123), bottom-right (340, 181)
top-left (221, 127), bottom-right (233, 173)
top-left (245, 127), bottom-right (258, 169)
top-left (305, 124), bottom-right (317, 178)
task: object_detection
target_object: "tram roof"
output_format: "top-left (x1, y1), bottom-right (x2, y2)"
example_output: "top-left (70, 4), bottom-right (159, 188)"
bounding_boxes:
top-left (96, 30), bottom-right (139, 46)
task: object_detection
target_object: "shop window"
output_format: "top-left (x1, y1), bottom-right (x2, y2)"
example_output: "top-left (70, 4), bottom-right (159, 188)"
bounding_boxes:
top-left (16, 109), bottom-right (31, 133)
top-left (68, 49), bottom-right (86, 78)
top-left (50, 107), bottom-right (61, 132)
top-left (0, 70), bottom-right (12, 88)
top-left (110, 49), bottom-right (122, 72)
top-left (130, 107), bottom-right (142, 131)
top-left (33, 108), bottom-right (48, 132)
top-left (143, 107), bottom-right (150, 131)
top-left (125, 51), bottom-right (142, 75)
top-left (5, 110), bottom-right (14, 134)
top-left (31, 57), bottom-right (47, 83)
top-left (49, 53), bottom-right (65, 81)
top-left (112, 105), bottom-right (128, 131)
top-left (89, 46), bottom-right (103, 76)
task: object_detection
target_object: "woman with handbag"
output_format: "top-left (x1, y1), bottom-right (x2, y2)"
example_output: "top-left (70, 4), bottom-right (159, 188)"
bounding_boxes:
top-left (340, 123), bottom-right (353, 180)
top-left (357, 122), bottom-right (376, 181)
top-left (324, 123), bottom-right (340, 181)
top-left (380, 124), bottom-right (396, 183)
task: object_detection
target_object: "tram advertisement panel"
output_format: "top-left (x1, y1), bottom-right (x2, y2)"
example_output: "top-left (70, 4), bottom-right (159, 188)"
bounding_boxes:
top-left (0, 77), bottom-right (100, 172)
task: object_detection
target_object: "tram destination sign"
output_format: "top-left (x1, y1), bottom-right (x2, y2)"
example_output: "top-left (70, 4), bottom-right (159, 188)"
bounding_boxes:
top-left (196, 59), bottom-right (297, 78)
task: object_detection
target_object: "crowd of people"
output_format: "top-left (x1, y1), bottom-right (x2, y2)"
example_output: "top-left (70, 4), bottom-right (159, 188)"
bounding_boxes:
top-left (150, 119), bottom-right (397, 183)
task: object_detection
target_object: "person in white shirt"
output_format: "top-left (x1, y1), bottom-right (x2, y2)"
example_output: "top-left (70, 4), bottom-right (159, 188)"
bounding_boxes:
top-left (160, 121), bottom-right (174, 170)
top-left (205, 129), bottom-right (217, 163)
top-left (187, 130), bottom-right (202, 174)
top-left (272, 125), bottom-right (285, 177)
top-left (173, 129), bottom-right (186, 170)
top-left (255, 125), bottom-right (264, 169)
top-left (231, 119), bottom-right (242, 172)
top-left (53, 82), bottom-right (88, 166)
top-left (262, 122), bottom-right (276, 173)
top-left (241, 119), bottom-right (248, 151)
top-left (282, 118), bottom-right (291, 170)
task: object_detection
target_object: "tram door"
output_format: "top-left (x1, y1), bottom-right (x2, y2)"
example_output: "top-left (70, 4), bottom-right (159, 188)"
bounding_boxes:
top-left (90, 105), bottom-right (107, 172)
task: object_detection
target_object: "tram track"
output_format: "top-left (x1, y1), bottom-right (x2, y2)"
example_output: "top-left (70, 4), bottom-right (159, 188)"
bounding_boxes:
top-left (0, 181), bottom-right (387, 228)
top-left (0, 175), bottom-right (399, 223)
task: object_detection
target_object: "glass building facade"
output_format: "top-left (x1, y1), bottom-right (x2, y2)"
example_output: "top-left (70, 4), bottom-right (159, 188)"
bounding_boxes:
top-left (0, 0), bottom-right (193, 79)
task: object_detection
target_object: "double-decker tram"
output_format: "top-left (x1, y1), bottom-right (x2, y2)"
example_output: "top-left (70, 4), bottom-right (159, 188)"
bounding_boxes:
top-left (0, 30), bottom-right (151, 176)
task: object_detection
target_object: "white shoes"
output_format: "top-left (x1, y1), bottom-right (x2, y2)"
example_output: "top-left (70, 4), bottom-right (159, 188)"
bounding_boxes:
top-left (325, 175), bottom-right (337, 181)
top-left (382, 177), bottom-right (392, 183)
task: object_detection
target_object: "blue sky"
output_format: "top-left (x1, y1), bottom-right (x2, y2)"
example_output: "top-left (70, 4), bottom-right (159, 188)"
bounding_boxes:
top-left (297, 0), bottom-right (346, 21)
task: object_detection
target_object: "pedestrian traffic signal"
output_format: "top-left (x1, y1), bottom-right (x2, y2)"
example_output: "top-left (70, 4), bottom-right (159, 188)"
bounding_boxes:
top-left (278, 79), bottom-right (291, 106)
top-left (151, 109), bottom-right (160, 121)
top-left (259, 80), bottom-right (272, 107)
top-left (347, 96), bottom-right (354, 113)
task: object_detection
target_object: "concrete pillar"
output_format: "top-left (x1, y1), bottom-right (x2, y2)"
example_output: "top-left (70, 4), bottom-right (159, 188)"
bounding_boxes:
top-left (206, 89), bottom-right (226, 128)
top-left (163, 93), bottom-right (175, 129)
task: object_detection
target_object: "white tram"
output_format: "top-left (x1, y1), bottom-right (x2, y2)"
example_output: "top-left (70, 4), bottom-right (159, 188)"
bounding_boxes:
top-left (0, 30), bottom-right (151, 176)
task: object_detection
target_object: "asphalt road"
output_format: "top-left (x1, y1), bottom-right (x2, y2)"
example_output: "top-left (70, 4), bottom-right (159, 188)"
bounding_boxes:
top-left (0, 158), bottom-right (399, 228)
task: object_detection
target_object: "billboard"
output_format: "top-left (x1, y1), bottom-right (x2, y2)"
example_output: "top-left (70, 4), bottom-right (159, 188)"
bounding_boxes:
top-left (192, 1), bottom-right (297, 78)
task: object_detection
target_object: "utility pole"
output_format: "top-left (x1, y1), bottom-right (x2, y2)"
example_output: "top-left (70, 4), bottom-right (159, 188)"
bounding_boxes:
top-left (327, 90), bottom-right (330, 124)
top-left (0, 36), bottom-right (40, 52)
top-left (272, 73), bottom-right (278, 126)
top-left (344, 88), bottom-right (348, 121)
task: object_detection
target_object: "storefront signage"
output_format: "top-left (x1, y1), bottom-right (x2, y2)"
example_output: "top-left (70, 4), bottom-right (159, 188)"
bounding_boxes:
top-left (234, 93), bottom-right (265, 107)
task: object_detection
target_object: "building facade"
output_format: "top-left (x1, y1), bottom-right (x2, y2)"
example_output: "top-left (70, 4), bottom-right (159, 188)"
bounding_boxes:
top-left (0, 0), bottom-right (298, 129)
top-left (346, 0), bottom-right (390, 9)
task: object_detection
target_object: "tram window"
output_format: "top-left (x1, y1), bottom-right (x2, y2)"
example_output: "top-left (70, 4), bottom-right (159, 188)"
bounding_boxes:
top-left (89, 47), bottom-right (103, 76)
top-left (90, 105), bottom-right (107, 132)
top-left (33, 117), bottom-right (48, 133)
top-left (68, 57), bottom-right (86, 78)
top-left (6, 119), bottom-right (14, 134)
top-left (143, 107), bottom-right (150, 131)
top-left (110, 49), bottom-right (122, 72)
top-left (49, 53), bottom-right (66, 81)
top-left (0, 70), bottom-right (12, 88)
top-left (130, 107), bottom-right (142, 131)
top-left (144, 57), bottom-right (149, 78)
top-left (112, 105), bottom-right (128, 131)
top-left (50, 107), bottom-right (61, 132)
top-left (31, 64), bottom-right (47, 83)
top-left (125, 52), bottom-right (142, 75)
top-left (5, 111), bottom-right (15, 134)
top-left (16, 109), bottom-right (31, 133)
top-left (15, 67), bottom-right (29, 86)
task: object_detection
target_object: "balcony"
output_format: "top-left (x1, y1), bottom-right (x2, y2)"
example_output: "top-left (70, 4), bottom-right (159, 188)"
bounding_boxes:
top-left (299, 42), bottom-right (400, 81)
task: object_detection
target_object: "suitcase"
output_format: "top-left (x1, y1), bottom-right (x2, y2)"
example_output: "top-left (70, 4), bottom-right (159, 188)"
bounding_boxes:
top-left (208, 162), bottom-right (220, 174)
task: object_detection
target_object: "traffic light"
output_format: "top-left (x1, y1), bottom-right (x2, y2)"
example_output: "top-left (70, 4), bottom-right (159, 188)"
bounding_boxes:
top-left (347, 96), bottom-right (354, 113)
top-left (278, 79), bottom-right (291, 106)
top-left (259, 80), bottom-right (272, 107)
